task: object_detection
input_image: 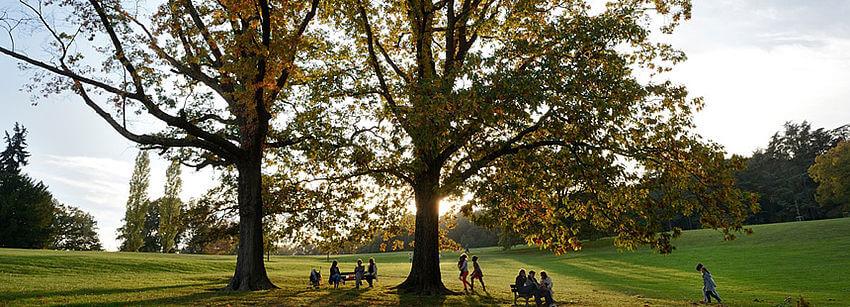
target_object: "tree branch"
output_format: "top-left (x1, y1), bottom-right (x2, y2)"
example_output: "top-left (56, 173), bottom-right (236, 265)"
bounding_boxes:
top-left (0, 46), bottom-right (141, 99)
top-left (74, 81), bottom-right (229, 161)
top-left (182, 0), bottom-right (223, 67)
top-left (89, 0), bottom-right (241, 157)
top-left (355, 0), bottom-right (402, 116)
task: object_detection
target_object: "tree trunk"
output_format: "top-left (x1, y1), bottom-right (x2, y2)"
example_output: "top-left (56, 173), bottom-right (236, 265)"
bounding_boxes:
top-left (225, 159), bottom-right (276, 291)
top-left (395, 169), bottom-right (453, 295)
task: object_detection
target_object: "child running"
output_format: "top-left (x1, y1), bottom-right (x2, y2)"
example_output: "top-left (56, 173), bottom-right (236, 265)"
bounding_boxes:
top-left (470, 255), bottom-right (486, 292)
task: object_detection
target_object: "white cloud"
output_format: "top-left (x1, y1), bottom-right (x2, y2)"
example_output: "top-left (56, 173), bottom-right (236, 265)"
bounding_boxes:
top-left (678, 38), bottom-right (850, 154)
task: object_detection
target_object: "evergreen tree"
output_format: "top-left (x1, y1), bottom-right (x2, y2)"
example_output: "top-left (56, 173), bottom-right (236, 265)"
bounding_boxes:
top-left (0, 123), bottom-right (30, 173)
top-left (0, 123), bottom-right (55, 248)
top-left (117, 151), bottom-right (151, 252)
top-left (159, 160), bottom-right (183, 253)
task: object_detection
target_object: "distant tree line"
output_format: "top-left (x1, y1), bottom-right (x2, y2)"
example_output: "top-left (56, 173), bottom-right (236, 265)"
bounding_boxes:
top-left (0, 123), bottom-right (102, 251)
top-left (737, 121), bottom-right (849, 223)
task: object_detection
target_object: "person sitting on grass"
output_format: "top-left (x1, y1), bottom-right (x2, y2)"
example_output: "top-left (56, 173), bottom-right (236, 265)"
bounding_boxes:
top-left (537, 271), bottom-right (555, 307)
top-left (364, 258), bottom-right (378, 288)
top-left (329, 260), bottom-right (342, 288)
top-left (458, 253), bottom-right (472, 292)
top-left (696, 263), bottom-right (722, 304)
top-left (354, 259), bottom-right (366, 289)
top-left (470, 255), bottom-right (486, 292)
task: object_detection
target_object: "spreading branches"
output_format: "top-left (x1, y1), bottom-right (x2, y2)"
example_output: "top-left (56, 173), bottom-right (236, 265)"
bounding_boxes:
top-left (354, 0), bottom-right (403, 117)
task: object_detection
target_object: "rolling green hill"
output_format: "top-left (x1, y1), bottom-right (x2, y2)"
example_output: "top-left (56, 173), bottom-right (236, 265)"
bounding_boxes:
top-left (1, 218), bottom-right (848, 306)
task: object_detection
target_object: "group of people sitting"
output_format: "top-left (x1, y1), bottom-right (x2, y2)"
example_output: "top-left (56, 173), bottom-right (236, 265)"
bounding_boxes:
top-left (310, 258), bottom-right (378, 289)
top-left (456, 253), bottom-right (555, 306)
top-left (514, 268), bottom-right (555, 307)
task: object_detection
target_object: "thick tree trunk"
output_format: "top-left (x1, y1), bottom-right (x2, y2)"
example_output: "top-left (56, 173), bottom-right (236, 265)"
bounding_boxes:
top-left (225, 159), bottom-right (276, 291)
top-left (395, 169), bottom-right (453, 295)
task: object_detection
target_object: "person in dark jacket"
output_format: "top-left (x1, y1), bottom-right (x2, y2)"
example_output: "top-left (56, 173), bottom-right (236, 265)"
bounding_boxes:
top-left (309, 268), bottom-right (321, 288)
top-left (516, 269), bottom-right (528, 287)
top-left (329, 261), bottom-right (341, 288)
top-left (364, 258), bottom-right (378, 287)
top-left (525, 270), bottom-right (540, 294)
top-left (515, 269), bottom-right (528, 294)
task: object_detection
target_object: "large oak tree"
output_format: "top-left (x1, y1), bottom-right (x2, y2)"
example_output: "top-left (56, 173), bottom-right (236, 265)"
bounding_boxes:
top-left (1, 0), bottom-right (325, 290)
top-left (324, 0), bottom-right (757, 294)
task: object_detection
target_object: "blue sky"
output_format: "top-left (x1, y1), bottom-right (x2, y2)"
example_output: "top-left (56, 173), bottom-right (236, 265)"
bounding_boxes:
top-left (2, 0), bottom-right (850, 250)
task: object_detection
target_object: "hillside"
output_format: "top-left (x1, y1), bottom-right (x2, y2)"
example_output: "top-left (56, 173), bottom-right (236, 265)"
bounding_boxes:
top-left (1, 218), bottom-right (848, 306)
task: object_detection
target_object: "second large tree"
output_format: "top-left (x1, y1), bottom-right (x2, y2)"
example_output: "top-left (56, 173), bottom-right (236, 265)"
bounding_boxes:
top-left (329, 0), bottom-right (756, 294)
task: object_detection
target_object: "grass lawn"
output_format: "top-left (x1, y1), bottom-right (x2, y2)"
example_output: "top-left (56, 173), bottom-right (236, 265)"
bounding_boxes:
top-left (1, 218), bottom-right (848, 306)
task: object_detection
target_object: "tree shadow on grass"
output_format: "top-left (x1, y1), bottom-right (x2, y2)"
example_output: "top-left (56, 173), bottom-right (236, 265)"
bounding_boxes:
top-left (60, 290), bottom-right (244, 307)
top-left (18, 277), bottom-right (510, 306)
top-left (455, 292), bottom-right (511, 306)
top-left (1, 280), bottom-right (224, 302)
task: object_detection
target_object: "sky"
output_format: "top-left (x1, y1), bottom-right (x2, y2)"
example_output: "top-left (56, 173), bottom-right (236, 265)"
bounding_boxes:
top-left (1, 1), bottom-right (849, 251)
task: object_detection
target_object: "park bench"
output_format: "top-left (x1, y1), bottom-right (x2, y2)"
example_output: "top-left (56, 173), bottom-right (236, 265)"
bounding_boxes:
top-left (337, 271), bottom-right (377, 286)
top-left (339, 271), bottom-right (358, 283)
top-left (510, 284), bottom-right (534, 306)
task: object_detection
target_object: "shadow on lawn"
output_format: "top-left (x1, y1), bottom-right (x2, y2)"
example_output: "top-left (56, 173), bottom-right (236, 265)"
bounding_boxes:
top-left (1, 280), bottom-right (224, 302)
top-left (18, 275), bottom-right (509, 306)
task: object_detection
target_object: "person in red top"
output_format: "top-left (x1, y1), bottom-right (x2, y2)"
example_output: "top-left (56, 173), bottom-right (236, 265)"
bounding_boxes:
top-left (470, 255), bottom-right (486, 292)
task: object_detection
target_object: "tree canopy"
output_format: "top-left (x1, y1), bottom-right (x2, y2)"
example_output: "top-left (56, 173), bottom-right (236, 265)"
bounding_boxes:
top-left (301, 0), bottom-right (760, 293)
top-left (0, 123), bottom-right (54, 249)
top-left (159, 160), bottom-right (184, 253)
top-left (809, 140), bottom-right (850, 214)
top-left (51, 202), bottom-right (103, 251)
top-left (1, 123), bottom-right (102, 251)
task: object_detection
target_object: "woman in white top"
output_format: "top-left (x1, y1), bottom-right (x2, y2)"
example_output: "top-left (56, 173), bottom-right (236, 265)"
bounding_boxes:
top-left (457, 253), bottom-right (472, 292)
top-left (537, 271), bottom-right (554, 306)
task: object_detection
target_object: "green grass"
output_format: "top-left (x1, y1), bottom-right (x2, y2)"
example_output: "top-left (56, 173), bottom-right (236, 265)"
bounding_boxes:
top-left (1, 218), bottom-right (848, 306)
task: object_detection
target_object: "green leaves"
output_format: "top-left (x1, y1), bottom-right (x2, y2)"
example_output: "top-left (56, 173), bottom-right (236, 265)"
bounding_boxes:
top-left (315, 0), bottom-right (758, 255)
top-left (809, 141), bottom-right (850, 212)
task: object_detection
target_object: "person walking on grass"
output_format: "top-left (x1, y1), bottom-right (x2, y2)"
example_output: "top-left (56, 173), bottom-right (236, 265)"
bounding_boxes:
top-left (696, 263), bottom-right (722, 304)
top-left (470, 255), bottom-right (486, 292)
top-left (458, 253), bottom-right (472, 292)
